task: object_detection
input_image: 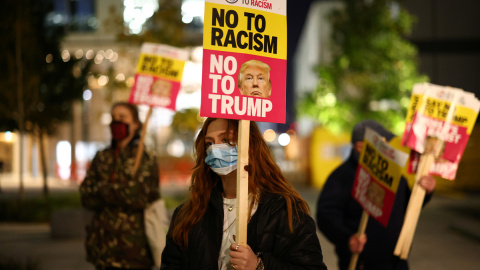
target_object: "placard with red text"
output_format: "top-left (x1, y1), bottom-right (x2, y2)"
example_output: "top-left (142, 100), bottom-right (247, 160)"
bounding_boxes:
top-left (352, 128), bottom-right (409, 227)
top-left (129, 43), bottom-right (189, 111)
top-left (201, 0), bottom-right (287, 123)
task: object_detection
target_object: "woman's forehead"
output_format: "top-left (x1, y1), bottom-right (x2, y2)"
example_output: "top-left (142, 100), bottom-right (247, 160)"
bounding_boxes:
top-left (112, 105), bottom-right (131, 116)
top-left (206, 119), bottom-right (236, 138)
top-left (206, 119), bottom-right (228, 135)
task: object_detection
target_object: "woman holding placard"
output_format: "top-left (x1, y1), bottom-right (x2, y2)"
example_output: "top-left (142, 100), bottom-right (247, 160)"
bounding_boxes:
top-left (161, 118), bottom-right (327, 270)
top-left (80, 102), bottom-right (160, 270)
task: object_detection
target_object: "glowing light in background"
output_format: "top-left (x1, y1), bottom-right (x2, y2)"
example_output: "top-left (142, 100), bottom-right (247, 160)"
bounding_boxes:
top-left (56, 141), bottom-right (71, 180)
top-left (123, 0), bottom-right (159, 34)
top-left (4, 131), bottom-right (13, 142)
top-left (83, 89), bottom-right (92, 101)
top-left (98, 75), bottom-right (109, 86)
top-left (110, 52), bottom-right (119, 62)
top-left (61, 50), bottom-right (70, 62)
top-left (104, 49), bottom-right (113, 59)
top-left (46, 54), bottom-right (53, 63)
top-left (116, 73), bottom-right (126, 81)
top-left (181, 0), bottom-right (205, 24)
top-left (75, 49), bottom-right (84, 59)
top-left (126, 77), bottom-right (135, 88)
top-left (94, 56), bottom-right (103, 64)
top-left (167, 139), bottom-right (185, 157)
top-left (85, 50), bottom-right (94, 59)
top-left (263, 129), bottom-right (276, 142)
top-left (278, 133), bottom-right (291, 146)
top-left (176, 90), bottom-right (201, 111)
top-left (101, 113), bottom-right (112, 125)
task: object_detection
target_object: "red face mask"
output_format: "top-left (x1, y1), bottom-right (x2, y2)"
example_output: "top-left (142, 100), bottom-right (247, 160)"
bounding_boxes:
top-left (110, 121), bottom-right (129, 141)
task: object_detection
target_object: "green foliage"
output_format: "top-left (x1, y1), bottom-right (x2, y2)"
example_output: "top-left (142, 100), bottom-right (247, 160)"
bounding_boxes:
top-left (298, 0), bottom-right (428, 135)
top-left (0, 193), bottom-right (82, 222)
top-left (171, 108), bottom-right (203, 135)
top-left (163, 193), bottom-right (188, 210)
top-left (0, 191), bottom-right (185, 222)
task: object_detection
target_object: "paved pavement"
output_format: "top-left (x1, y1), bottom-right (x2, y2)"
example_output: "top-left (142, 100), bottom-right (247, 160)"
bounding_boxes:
top-left (1, 175), bottom-right (480, 270)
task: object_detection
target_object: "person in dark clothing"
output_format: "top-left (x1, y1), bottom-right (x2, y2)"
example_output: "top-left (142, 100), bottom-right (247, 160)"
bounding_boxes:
top-left (161, 118), bottom-right (327, 270)
top-left (80, 102), bottom-right (160, 270)
top-left (316, 120), bottom-right (436, 270)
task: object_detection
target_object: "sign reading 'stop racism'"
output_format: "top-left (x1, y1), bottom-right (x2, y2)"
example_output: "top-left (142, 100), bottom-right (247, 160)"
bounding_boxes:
top-left (200, 0), bottom-right (287, 123)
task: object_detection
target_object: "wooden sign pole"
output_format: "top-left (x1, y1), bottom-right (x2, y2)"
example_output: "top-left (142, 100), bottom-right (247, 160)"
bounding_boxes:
top-left (396, 153), bottom-right (435, 258)
top-left (235, 120), bottom-right (250, 246)
top-left (394, 142), bottom-right (439, 258)
top-left (132, 106), bottom-right (153, 176)
top-left (348, 210), bottom-right (369, 270)
top-left (395, 90), bottom-right (458, 259)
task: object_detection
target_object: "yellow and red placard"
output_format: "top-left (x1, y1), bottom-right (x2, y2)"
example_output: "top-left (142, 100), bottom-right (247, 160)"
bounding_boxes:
top-left (129, 43), bottom-right (189, 111)
top-left (352, 128), bottom-right (409, 227)
top-left (200, 0), bottom-right (287, 123)
top-left (402, 83), bottom-right (480, 180)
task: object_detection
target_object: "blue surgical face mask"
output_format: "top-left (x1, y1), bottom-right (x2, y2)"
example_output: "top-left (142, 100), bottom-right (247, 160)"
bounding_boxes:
top-left (205, 143), bottom-right (238, 175)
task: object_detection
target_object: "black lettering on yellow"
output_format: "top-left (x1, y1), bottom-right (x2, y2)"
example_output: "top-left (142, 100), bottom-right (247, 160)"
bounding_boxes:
top-left (255, 14), bottom-right (266, 32)
top-left (237, 31), bottom-right (248, 49)
top-left (212, 8), bottom-right (238, 28)
top-left (244, 12), bottom-right (255, 31)
top-left (264, 35), bottom-right (277, 54)
top-left (225, 10), bottom-right (238, 28)
top-left (212, 8), bottom-right (224, 27)
top-left (209, 28), bottom-right (278, 54)
top-left (253, 33), bottom-right (262, 51)
top-left (363, 143), bottom-right (393, 187)
top-left (224, 29), bottom-right (237, 48)
top-left (211, 28), bottom-right (223, 46)
top-left (140, 56), bottom-right (178, 77)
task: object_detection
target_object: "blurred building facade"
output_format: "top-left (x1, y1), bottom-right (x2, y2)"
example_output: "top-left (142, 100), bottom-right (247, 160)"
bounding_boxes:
top-left (5, 0), bottom-right (480, 191)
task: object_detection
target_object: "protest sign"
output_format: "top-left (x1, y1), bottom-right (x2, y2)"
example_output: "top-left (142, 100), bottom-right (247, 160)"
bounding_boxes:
top-left (128, 43), bottom-right (189, 175)
top-left (402, 83), bottom-right (480, 180)
top-left (395, 83), bottom-right (480, 259)
top-left (129, 43), bottom-right (189, 111)
top-left (352, 128), bottom-right (409, 226)
top-left (201, 0), bottom-right (287, 246)
top-left (201, 0), bottom-right (287, 123)
top-left (349, 128), bottom-right (408, 270)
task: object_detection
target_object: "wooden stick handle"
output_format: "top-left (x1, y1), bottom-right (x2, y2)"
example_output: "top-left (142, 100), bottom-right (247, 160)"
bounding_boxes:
top-left (394, 152), bottom-right (427, 255)
top-left (394, 153), bottom-right (435, 258)
top-left (400, 185), bottom-right (426, 258)
top-left (236, 120), bottom-right (250, 246)
top-left (348, 210), bottom-right (369, 270)
top-left (132, 107), bottom-right (153, 177)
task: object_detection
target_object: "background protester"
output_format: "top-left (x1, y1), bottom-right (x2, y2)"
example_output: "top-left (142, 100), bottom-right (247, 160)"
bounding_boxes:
top-left (316, 120), bottom-right (436, 270)
top-left (80, 102), bottom-right (160, 270)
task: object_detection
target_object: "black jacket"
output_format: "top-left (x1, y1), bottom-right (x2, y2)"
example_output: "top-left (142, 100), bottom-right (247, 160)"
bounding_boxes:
top-left (316, 150), bottom-right (431, 270)
top-left (161, 183), bottom-right (328, 270)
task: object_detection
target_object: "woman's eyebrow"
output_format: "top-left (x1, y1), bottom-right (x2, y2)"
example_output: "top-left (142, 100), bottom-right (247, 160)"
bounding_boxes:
top-left (205, 131), bottom-right (228, 141)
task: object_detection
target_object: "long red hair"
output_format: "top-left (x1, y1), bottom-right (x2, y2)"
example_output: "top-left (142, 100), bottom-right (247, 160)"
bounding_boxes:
top-left (171, 118), bottom-right (309, 247)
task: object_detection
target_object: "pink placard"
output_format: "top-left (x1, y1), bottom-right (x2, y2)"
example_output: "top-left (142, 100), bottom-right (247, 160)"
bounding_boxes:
top-left (200, 49), bottom-right (286, 123)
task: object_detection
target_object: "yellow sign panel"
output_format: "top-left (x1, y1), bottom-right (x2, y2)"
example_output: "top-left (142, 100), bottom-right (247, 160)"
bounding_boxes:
top-left (135, 53), bottom-right (186, 81)
top-left (359, 140), bottom-right (404, 193)
top-left (203, 2), bottom-right (287, 59)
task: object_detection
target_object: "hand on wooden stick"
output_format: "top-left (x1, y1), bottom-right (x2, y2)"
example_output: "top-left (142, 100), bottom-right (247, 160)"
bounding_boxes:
top-left (349, 233), bottom-right (367, 254)
top-left (419, 175), bottom-right (436, 194)
top-left (229, 243), bottom-right (257, 270)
